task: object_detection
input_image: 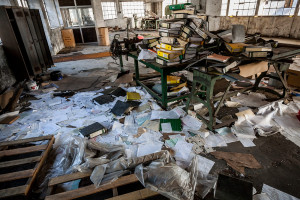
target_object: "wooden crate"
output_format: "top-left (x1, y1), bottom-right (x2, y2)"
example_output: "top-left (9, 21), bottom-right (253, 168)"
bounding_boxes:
top-left (0, 135), bottom-right (54, 198)
top-left (45, 172), bottom-right (160, 200)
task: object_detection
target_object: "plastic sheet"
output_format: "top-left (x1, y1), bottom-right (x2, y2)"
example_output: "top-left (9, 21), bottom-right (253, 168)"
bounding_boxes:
top-left (105, 150), bottom-right (172, 174)
top-left (138, 49), bottom-right (157, 60)
top-left (135, 155), bottom-right (198, 200)
top-left (90, 164), bottom-right (108, 187)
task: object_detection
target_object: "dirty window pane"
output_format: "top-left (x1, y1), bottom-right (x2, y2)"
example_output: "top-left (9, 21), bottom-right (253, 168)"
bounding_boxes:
top-left (121, 1), bottom-right (145, 18)
top-left (78, 8), bottom-right (95, 26)
top-left (228, 0), bottom-right (258, 16)
top-left (101, 2), bottom-right (117, 20)
top-left (258, 0), bottom-right (298, 16)
top-left (61, 8), bottom-right (81, 27)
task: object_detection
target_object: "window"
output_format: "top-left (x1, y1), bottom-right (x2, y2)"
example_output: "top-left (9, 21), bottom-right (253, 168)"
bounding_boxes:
top-left (258, 0), bottom-right (298, 16)
top-left (221, 0), bottom-right (229, 16)
top-left (101, 2), bottom-right (117, 20)
top-left (121, 1), bottom-right (145, 18)
top-left (17, 0), bottom-right (28, 7)
top-left (162, 0), bottom-right (172, 16)
top-left (228, 0), bottom-right (258, 16)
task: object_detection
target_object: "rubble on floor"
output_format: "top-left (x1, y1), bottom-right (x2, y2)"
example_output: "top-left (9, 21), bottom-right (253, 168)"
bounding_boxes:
top-left (1, 79), bottom-right (300, 199)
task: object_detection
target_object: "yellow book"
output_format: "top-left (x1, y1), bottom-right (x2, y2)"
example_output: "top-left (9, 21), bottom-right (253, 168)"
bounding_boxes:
top-left (157, 50), bottom-right (183, 60)
top-left (160, 43), bottom-right (185, 51)
top-left (225, 43), bottom-right (248, 53)
top-left (167, 76), bottom-right (181, 84)
top-left (127, 92), bottom-right (141, 100)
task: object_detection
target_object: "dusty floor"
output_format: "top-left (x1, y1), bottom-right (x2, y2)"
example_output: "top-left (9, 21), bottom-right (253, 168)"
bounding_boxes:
top-left (48, 31), bottom-right (300, 199)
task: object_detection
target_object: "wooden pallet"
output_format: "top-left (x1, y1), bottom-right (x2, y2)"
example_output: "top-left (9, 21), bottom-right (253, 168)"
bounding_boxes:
top-left (0, 135), bottom-right (54, 198)
top-left (45, 172), bottom-right (160, 200)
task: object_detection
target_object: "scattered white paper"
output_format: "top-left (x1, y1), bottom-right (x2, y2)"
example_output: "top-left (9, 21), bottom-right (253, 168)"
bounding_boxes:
top-left (171, 106), bottom-right (186, 118)
top-left (253, 193), bottom-right (271, 200)
top-left (137, 141), bottom-right (163, 157)
top-left (161, 122), bottom-right (172, 133)
top-left (239, 138), bottom-right (256, 147)
top-left (181, 115), bottom-right (202, 130)
top-left (135, 113), bottom-right (151, 126)
top-left (150, 110), bottom-right (179, 120)
top-left (197, 155), bottom-right (215, 176)
top-left (262, 184), bottom-right (299, 200)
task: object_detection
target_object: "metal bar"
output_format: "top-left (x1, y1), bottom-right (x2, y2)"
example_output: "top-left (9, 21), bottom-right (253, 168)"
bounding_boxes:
top-left (214, 82), bottom-right (232, 117)
top-left (119, 55), bottom-right (124, 72)
top-left (134, 58), bottom-right (139, 80)
top-left (136, 80), bottom-right (162, 101)
top-left (161, 71), bottom-right (168, 109)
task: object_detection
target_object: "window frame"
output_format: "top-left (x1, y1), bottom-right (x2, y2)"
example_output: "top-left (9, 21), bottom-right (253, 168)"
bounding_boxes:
top-left (121, 1), bottom-right (145, 18)
top-left (101, 2), bottom-right (118, 20)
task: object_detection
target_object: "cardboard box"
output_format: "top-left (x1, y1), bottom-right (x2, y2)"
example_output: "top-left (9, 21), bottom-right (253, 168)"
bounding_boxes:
top-left (287, 69), bottom-right (300, 89)
top-left (61, 29), bottom-right (76, 48)
top-left (98, 27), bottom-right (110, 46)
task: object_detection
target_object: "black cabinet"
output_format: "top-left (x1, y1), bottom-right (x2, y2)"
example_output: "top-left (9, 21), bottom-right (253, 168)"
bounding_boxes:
top-left (0, 6), bottom-right (53, 81)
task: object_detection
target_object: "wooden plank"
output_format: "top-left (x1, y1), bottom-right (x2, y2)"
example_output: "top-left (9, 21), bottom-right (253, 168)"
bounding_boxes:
top-left (0, 144), bottom-right (48, 157)
top-left (0, 115), bottom-right (20, 124)
top-left (0, 169), bottom-right (34, 183)
top-left (0, 185), bottom-right (27, 198)
top-left (53, 52), bottom-right (111, 63)
top-left (49, 172), bottom-right (91, 186)
top-left (0, 156), bottom-right (41, 169)
top-left (112, 188), bottom-right (118, 197)
top-left (45, 174), bottom-right (138, 200)
top-left (25, 136), bottom-right (55, 195)
top-left (0, 135), bottom-right (52, 147)
top-left (106, 188), bottom-right (159, 200)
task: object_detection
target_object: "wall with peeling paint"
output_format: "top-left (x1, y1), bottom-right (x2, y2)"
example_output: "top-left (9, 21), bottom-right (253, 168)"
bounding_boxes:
top-left (208, 16), bottom-right (300, 39)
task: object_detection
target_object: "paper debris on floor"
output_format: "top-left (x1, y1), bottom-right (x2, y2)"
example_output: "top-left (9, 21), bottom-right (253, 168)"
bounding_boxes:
top-left (197, 155), bottom-right (215, 177)
top-left (211, 151), bottom-right (262, 174)
top-left (231, 92), bottom-right (269, 108)
top-left (182, 115), bottom-right (202, 130)
top-left (262, 184), bottom-right (299, 200)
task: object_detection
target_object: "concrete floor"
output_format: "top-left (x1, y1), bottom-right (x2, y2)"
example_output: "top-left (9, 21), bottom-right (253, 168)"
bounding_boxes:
top-left (48, 31), bottom-right (300, 199)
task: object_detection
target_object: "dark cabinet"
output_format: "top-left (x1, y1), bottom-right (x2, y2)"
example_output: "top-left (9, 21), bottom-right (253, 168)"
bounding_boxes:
top-left (0, 6), bottom-right (53, 82)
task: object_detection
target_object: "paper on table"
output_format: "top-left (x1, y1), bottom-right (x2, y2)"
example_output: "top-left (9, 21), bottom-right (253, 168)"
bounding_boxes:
top-left (150, 110), bottom-right (179, 120)
top-left (239, 61), bottom-right (268, 77)
top-left (239, 138), bottom-right (256, 147)
top-left (262, 184), bottom-right (299, 200)
top-left (161, 122), bottom-right (173, 133)
top-left (197, 155), bottom-right (215, 177)
top-left (181, 115), bottom-right (202, 131)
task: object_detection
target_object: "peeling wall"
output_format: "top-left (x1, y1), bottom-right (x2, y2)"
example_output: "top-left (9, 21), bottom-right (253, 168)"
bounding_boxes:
top-left (0, 45), bottom-right (16, 92)
top-left (50, 28), bottom-right (65, 55)
top-left (209, 16), bottom-right (300, 39)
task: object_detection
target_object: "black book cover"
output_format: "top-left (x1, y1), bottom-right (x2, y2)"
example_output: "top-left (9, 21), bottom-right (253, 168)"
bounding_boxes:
top-left (79, 122), bottom-right (105, 137)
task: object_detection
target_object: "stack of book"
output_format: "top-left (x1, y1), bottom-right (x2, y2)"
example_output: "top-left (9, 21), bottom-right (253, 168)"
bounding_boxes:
top-left (243, 46), bottom-right (273, 58)
top-left (157, 19), bottom-right (186, 66)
